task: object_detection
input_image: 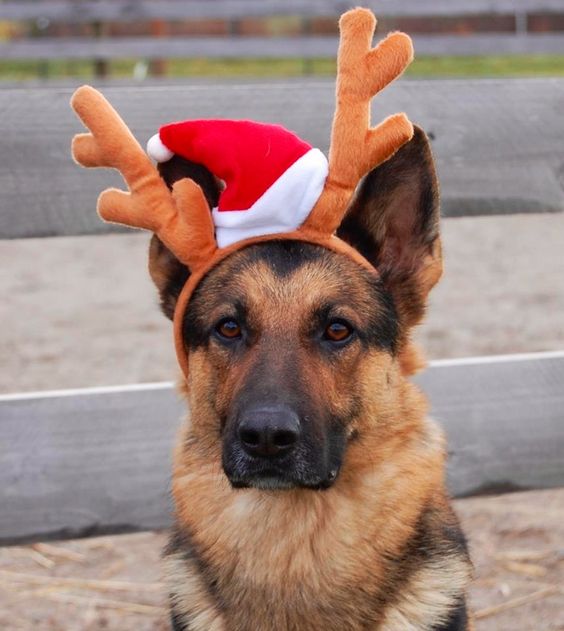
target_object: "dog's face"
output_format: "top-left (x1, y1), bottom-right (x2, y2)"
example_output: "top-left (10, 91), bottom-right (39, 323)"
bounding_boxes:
top-left (150, 127), bottom-right (441, 491)
top-left (183, 241), bottom-right (397, 489)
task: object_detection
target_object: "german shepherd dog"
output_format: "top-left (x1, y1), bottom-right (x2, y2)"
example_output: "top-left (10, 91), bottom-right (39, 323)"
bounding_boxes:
top-left (148, 127), bottom-right (472, 630)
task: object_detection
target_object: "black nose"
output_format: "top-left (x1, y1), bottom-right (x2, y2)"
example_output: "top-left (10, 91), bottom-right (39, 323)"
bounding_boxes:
top-left (238, 405), bottom-right (301, 458)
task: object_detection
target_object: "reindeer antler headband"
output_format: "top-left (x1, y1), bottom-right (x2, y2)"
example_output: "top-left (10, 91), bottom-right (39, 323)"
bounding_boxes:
top-left (71, 8), bottom-right (414, 378)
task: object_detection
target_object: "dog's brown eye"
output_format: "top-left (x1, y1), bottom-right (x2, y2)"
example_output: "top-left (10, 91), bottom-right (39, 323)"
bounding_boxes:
top-left (324, 321), bottom-right (353, 343)
top-left (216, 319), bottom-right (242, 340)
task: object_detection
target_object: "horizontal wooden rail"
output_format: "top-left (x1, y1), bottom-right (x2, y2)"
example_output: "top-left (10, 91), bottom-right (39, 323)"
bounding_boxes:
top-left (2, 33), bottom-right (564, 62)
top-left (1, 351), bottom-right (563, 544)
top-left (0, 79), bottom-right (563, 240)
top-left (1, 0), bottom-right (562, 23)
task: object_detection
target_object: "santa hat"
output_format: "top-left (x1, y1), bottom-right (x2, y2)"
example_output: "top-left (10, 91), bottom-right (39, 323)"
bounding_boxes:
top-left (147, 120), bottom-right (328, 248)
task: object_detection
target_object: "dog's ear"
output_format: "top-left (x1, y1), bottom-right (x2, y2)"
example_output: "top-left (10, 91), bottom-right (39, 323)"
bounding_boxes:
top-left (337, 125), bottom-right (441, 330)
top-left (148, 157), bottom-right (221, 320)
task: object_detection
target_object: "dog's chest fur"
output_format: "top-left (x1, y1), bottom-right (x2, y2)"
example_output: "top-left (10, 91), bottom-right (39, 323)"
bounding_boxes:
top-left (166, 417), bottom-right (471, 631)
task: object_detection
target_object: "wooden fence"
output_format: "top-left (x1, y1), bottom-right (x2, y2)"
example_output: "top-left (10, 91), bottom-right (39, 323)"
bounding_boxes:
top-left (1, 352), bottom-right (563, 544)
top-left (1, 0), bottom-right (564, 70)
top-left (0, 78), bottom-right (563, 544)
top-left (1, 79), bottom-right (564, 240)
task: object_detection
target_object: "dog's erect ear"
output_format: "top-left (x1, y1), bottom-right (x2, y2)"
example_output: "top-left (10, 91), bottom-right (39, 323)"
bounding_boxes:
top-left (148, 236), bottom-right (189, 320)
top-left (149, 157), bottom-right (221, 320)
top-left (337, 126), bottom-right (441, 330)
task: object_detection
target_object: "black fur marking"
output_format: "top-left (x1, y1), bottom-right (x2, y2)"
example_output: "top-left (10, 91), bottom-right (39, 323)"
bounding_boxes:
top-left (432, 599), bottom-right (469, 631)
top-left (337, 215), bottom-right (381, 271)
top-left (158, 155), bottom-right (220, 209)
top-left (170, 609), bottom-right (189, 631)
top-left (163, 262), bottom-right (190, 319)
top-left (374, 505), bottom-right (470, 627)
top-left (166, 526), bottom-right (226, 617)
top-left (233, 238), bottom-right (327, 278)
top-left (440, 519), bottom-right (470, 558)
top-left (364, 279), bottom-right (398, 352)
top-left (182, 303), bottom-right (212, 350)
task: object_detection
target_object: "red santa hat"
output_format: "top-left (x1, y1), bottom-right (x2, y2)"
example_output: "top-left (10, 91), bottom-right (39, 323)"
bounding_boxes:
top-left (146, 120), bottom-right (328, 248)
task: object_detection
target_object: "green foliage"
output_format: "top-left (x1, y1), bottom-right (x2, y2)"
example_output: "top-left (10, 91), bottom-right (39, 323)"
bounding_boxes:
top-left (1, 55), bottom-right (564, 81)
top-left (406, 55), bottom-right (564, 78)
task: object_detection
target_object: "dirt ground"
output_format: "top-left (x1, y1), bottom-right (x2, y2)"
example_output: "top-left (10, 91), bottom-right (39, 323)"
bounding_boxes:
top-left (1, 213), bottom-right (563, 629)
top-left (1, 213), bottom-right (563, 394)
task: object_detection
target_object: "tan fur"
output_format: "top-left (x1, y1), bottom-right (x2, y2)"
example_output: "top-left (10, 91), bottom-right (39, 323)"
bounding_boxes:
top-left (399, 339), bottom-right (428, 377)
top-left (70, 6), bottom-right (470, 627)
top-left (169, 406), bottom-right (465, 629)
top-left (166, 258), bottom-right (472, 630)
top-left (380, 556), bottom-right (472, 630)
top-left (165, 550), bottom-right (226, 630)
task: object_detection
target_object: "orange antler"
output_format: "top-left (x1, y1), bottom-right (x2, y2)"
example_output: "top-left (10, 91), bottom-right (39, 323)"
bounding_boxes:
top-left (71, 85), bottom-right (216, 270)
top-left (303, 8), bottom-right (414, 234)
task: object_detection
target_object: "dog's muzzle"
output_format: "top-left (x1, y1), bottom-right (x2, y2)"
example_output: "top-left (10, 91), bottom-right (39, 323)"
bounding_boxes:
top-left (222, 403), bottom-right (342, 491)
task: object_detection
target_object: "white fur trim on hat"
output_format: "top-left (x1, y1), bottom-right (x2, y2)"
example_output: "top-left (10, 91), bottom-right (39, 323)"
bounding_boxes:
top-left (147, 133), bottom-right (174, 162)
top-left (212, 148), bottom-right (328, 249)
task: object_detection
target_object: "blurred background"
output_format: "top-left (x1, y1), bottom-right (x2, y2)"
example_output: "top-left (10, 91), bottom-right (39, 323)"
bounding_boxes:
top-left (0, 1), bottom-right (563, 630)
top-left (1, 0), bottom-right (564, 82)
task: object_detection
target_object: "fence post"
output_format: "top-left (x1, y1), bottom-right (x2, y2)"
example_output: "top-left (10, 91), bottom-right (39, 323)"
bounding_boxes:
top-left (92, 20), bottom-right (109, 79)
top-left (149, 19), bottom-right (168, 77)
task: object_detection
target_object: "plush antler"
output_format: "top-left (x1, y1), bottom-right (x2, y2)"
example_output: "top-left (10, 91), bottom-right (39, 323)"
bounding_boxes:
top-left (71, 85), bottom-right (216, 270)
top-left (303, 8), bottom-right (414, 234)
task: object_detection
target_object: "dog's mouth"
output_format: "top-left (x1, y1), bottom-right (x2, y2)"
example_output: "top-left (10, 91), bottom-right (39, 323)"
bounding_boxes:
top-left (226, 465), bottom-right (340, 491)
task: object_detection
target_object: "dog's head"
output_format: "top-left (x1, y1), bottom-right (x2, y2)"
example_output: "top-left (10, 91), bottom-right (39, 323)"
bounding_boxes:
top-left (150, 127), bottom-right (440, 491)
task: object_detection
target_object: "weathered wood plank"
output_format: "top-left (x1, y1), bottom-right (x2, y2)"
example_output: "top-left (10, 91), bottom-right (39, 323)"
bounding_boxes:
top-left (1, 352), bottom-right (563, 544)
top-left (415, 353), bottom-right (564, 498)
top-left (1, 0), bottom-right (562, 22)
top-left (3, 33), bottom-right (564, 61)
top-left (0, 383), bottom-right (182, 544)
top-left (1, 79), bottom-right (563, 239)
top-left (412, 33), bottom-right (564, 56)
top-left (5, 36), bottom-right (342, 62)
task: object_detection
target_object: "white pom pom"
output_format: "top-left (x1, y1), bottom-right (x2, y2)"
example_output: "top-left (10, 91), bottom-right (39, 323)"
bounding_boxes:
top-left (146, 134), bottom-right (174, 163)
